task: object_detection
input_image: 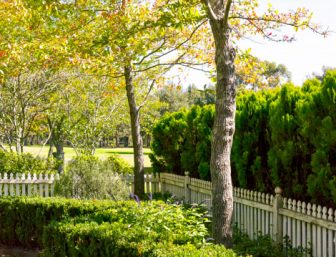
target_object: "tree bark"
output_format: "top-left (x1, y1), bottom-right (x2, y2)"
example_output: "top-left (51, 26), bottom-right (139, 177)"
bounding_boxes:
top-left (124, 65), bottom-right (145, 197)
top-left (208, 7), bottom-right (236, 247)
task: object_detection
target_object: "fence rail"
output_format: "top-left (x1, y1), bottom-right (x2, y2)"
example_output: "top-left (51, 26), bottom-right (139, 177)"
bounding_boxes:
top-left (1, 171), bottom-right (335, 256)
top-left (0, 172), bottom-right (59, 197)
top-left (155, 172), bottom-right (336, 257)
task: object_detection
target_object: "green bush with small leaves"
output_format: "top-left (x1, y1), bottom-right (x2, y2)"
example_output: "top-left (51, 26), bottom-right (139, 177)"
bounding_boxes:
top-left (54, 155), bottom-right (130, 200)
top-left (0, 151), bottom-right (57, 175)
top-left (0, 197), bottom-right (236, 257)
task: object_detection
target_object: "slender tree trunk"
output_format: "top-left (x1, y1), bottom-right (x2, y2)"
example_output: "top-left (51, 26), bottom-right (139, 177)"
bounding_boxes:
top-left (124, 65), bottom-right (145, 197)
top-left (208, 15), bottom-right (236, 247)
top-left (48, 117), bottom-right (65, 174)
top-left (55, 141), bottom-right (65, 174)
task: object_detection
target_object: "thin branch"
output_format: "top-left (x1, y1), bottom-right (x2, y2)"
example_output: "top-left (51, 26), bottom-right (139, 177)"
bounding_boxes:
top-left (133, 38), bottom-right (167, 65)
top-left (230, 15), bottom-right (330, 36)
top-left (246, 19), bottom-right (290, 42)
top-left (0, 142), bottom-right (7, 152)
top-left (204, 0), bottom-right (219, 21)
top-left (154, 20), bottom-right (207, 60)
top-left (138, 79), bottom-right (156, 111)
top-left (133, 52), bottom-right (186, 73)
top-left (178, 64), bottom-right (212, 73)
top-left (223, 0), bottom-right (233, 25)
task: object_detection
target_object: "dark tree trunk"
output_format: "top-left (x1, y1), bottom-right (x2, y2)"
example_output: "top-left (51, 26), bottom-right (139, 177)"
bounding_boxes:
top-left (207, 2), bottom-right (236, 247)
top-left (124, 65), bottom-right (145, 197)
top-left (55, 141), bottom-right (65, 174)
top-left (48, 116), bottom-right (65, 174)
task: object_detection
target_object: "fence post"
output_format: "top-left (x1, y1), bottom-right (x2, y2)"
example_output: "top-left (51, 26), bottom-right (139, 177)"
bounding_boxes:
top-left (273, 187), bottom-right (283, 244)
top-left (184, 172), bottom-right (191, 203)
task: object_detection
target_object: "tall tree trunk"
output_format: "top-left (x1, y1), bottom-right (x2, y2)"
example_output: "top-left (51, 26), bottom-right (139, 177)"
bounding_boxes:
top-left (208, 10), bottom-right (236, 246)
top-left (124, 65), bottom-right (145, 197)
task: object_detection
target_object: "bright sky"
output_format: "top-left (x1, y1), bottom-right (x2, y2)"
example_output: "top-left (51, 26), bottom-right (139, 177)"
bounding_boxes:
top-left (187, 0), bottom-right (336, 86)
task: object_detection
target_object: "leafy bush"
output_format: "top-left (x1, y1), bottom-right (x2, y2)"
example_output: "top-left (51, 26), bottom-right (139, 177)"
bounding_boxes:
top-left (0, 151), bottom-right (57, 175)
top-left (104, 154), bottom-right (133, 174)
top-left (233, 226), bottom-right (311, 257)
top-left (41, 200), bottom-right (235, 257)
top-left (0, 197), bottom-right (236, 257)
top-left (55, 155), bottom-right (129, 200)
top-left (151, 106), bottom-right (213, 180)
top-left (0, 197), bottom-right (119, 247)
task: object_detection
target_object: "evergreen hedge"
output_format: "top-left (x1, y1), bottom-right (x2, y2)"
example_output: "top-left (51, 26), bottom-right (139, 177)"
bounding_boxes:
top-left (150, 70), bottom-right (336, 206)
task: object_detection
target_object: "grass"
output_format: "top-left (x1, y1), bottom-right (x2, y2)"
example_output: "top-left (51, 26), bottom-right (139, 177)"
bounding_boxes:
top-left (20, 145), bottom-right (152, 168)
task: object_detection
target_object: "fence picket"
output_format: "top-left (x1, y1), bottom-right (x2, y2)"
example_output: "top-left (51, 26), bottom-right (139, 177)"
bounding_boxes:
top-left (1, 171), bottom-right (336, 255)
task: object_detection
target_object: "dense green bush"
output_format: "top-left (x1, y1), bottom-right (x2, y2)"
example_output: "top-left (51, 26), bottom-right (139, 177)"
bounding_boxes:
top-left (231, 89), bottom-right (277, 191)
top-left (0, 151), bottom-right (57, 175)
top-left (299, 71), bottom-right (336, 206)
top-left (55, 155), bottom-right (129, 200)
top-left (42, 201), bottom-right (214, 257)
top-left (151, 110), bottom-right (189, 175)
top-left (0, 197), bottom-right (119, 247)
top-left (104, 154), bottom-right (133, 174)
top-left (151, 105), bottom-right (213, 180)
top-left (150, 70), bottom-right (336, 206)
top-left (0, 197), bottom-right (236, 257)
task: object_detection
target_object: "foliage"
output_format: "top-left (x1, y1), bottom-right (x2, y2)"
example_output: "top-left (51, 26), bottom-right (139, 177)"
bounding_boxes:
top-left (151, 110), bottom-right (188, 175)
top-left (105, 154), bottom-right (133, 174)
top-left (236, 52), bottom-right (291, 89)
top-left (233, 226), bottom-right (311, 257)
top-left (55, 155), bottom-right (129, 200)
top-left (42, 200), bottom-right (230, 257)
top-left (150, 71), bottom-right (336, 206)
top-left (0, 150), bottom-right (56, 175)
top-left (0, 197), bottom-right (236, 257)
top-left (151, 105), bottom-right (214, 180)
top-left (0, 197), bottom-right (118, 247)
top-left (300, 70), bottom-right (336, 206)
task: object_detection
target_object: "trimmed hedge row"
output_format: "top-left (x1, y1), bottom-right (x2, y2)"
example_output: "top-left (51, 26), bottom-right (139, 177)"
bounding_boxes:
top-left (42, 220), bottom-right (236, 257)
top-left (0, 197), bottom-right (236, 257)
top-left (0, 197), bottom-right (119, 247)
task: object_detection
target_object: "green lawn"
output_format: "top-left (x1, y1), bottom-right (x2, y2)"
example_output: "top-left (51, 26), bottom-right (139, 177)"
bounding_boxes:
top-left (21, 146), bottom-right (152, 168)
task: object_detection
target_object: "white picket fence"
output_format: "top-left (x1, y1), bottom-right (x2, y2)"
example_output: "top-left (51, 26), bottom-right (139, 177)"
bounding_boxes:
top-left (2, 171), bottom-right (336, 256)
top-left (156, 172), bottom-right (336, 257)
top-left (0, 173), bottom-right (59, 197)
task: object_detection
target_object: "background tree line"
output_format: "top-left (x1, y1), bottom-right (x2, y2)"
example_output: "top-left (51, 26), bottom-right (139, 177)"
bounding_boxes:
top-left (150, 69), bottom-right (336, 207)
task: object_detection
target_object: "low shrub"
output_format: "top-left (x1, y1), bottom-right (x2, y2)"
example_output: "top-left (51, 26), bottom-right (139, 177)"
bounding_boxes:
top-left (0, 151), bottom-right (57, 175)
top-left (233, 225), bottom-right (311, 257)
top-left (104, 154), bottom-right (133, 174)
top-left (41, 200), bottom-right (235, 257)
top-left (0, 197), bottom-right (120, 247)
top-left (54, 155), bottom-right (129, 200)
top-left (0, 197), bottom-right (236, 257)
top-left (42, 221), bottom-right (236, 257)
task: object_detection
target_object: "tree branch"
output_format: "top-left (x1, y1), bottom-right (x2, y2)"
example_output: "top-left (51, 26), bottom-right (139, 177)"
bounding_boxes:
top-left (223, 0), bottom-right (233, 25)
top-left (138, 79), bottom-right (156, 111)
top-left (133, 38), bottom-right (167, 65)
top-left (203, 0), bottom-right (219, 21)
top-left (229, 15), bottom-right (329, 36)
top-left (154, 20), bottom-right (207, 60)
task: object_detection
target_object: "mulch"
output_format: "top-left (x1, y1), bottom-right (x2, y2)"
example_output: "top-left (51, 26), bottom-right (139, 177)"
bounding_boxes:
top-left (0, 245), bottom-right (39, 257)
